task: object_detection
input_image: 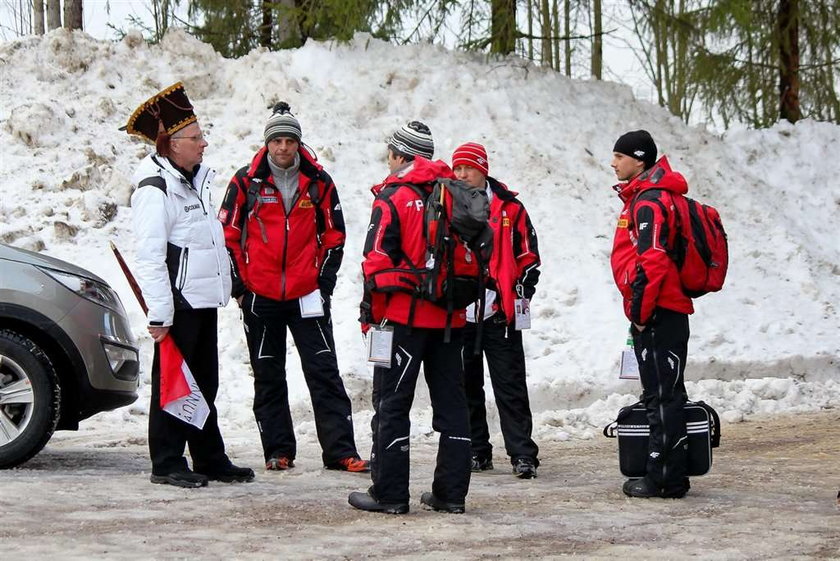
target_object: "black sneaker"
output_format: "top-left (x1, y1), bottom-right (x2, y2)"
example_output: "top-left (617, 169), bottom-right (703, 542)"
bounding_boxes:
top-left (420, 491), bottom-right (465, 514)
top-left (202, 464), bottom-right (255, 483)
top-left (471, 455), bottom-right (494, 472)
top-left (512, 457), bottom-right (537, 479)
top-left (150, 469), bottom-right (208, 488)
top-left (348, 488), bottom-right (409, 515)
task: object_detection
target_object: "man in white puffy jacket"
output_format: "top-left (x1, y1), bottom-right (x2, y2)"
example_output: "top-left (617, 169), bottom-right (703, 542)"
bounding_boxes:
top-left (126, 82), bottom-right (253, 488)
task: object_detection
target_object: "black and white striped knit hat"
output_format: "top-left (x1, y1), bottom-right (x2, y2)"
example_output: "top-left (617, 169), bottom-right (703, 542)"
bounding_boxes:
top-left (264, 102), bottom-right (302, 144)
top-left (388, 121), bottom-right (434, 160)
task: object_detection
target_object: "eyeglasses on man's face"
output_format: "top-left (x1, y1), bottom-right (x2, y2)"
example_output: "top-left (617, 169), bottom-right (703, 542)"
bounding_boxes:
top-left (172, 132), bottom-right (207, 142)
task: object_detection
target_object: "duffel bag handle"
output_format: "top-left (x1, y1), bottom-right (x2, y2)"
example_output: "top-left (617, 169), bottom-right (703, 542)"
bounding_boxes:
top-left (691, 400), bottom-right (721, 448)
top-left (602, 399), bottom-right (643, 439)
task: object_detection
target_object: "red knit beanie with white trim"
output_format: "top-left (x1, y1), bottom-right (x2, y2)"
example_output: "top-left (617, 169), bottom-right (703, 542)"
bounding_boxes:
top-left (451, 142), bottom-right (489, 176)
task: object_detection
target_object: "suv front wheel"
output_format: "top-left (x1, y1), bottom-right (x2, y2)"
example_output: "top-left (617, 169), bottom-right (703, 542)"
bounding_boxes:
top-left (0, 330), bottom-right (61, 468)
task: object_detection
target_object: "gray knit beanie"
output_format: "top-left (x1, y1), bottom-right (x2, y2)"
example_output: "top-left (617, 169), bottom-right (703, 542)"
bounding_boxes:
top-left (388, 121), bottom-right (434, 160)
top-left (264, 102), bottom-right (302, 144)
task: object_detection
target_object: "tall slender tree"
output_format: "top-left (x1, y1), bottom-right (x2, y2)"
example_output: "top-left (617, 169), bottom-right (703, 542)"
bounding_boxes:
top-left (591, 0), bottom-right (602, 79)
top-left (46, 0), bottom-right (61, 30)
top-left (33, 0), bottom-right (45, 35)
top-left (777, 0), bottom-right (800, 122)
top-left (64, 0), bottom-right (83, 30)
top-left (490, 0), bottom-right (516, 54)
top-left (628, 0), bottom-right (701, 122)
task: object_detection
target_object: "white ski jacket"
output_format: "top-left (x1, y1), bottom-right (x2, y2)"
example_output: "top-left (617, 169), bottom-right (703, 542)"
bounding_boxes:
top-left (130, 153), bottom-right (231, 326)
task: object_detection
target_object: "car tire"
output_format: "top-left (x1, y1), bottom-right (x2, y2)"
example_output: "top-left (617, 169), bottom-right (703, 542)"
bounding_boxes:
top-left (0, 329), bottom-right (61, 469)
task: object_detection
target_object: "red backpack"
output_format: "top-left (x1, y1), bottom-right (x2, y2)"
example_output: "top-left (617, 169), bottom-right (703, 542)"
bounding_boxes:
top-left (671, 195), bottom-right (729, 298)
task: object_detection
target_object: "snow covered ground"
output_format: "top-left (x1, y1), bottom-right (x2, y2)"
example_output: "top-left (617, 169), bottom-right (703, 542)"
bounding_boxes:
top-left (0, 29), bottom-right (837, 452)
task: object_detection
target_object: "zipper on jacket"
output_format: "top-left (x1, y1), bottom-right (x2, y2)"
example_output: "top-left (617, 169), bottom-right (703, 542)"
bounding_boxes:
top-left (178, 247), bottom-right (190, 290)
top-left (280, 182), bottom-right (304, 300)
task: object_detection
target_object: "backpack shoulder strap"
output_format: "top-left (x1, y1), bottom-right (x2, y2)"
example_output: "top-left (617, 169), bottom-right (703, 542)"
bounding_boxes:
top-left (243, 176), bottom-right (263, 215)
top-left (308, 176), bottom-right (326, 246)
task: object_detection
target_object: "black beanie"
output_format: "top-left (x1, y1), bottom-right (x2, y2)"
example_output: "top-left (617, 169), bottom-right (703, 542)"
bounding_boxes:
top-left (613, 130), bottom-right (657, 170)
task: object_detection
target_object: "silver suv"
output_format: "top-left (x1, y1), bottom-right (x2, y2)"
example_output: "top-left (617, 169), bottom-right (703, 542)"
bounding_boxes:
top-left (0, 243), bottom-right (139, 468)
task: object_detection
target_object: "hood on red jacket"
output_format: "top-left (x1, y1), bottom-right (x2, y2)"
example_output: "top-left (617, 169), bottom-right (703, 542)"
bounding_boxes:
top-left (615, 155), bottom-right (687, 202)
top-left (371, 157), bottom-right (456, 196)
top-left (247, 144), bottom-right (323, 179)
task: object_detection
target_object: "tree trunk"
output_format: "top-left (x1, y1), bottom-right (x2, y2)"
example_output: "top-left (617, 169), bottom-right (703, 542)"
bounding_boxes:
top-left (46, 0), bottom-right (61, 30)
top-left (63, 0), bottom-right (83, 30)
top-left (563, 0), bottom-right (571, 76)
top-left (591, 0), bottom-right (602, 79)
top-left (778, 0), bottom-right (801, 123)
top-left (275, 0), bottom-right (300, 47)
top-left (33, 0), bottom-right (45, 35)
top-left (261, 0), bottom-right (273, 48)
top-left (540, 0), bottom-right (552, 68)
top-left (527, 0), bottom-right (534, 60)
top-left (490, 0), bottom-right (517, 54)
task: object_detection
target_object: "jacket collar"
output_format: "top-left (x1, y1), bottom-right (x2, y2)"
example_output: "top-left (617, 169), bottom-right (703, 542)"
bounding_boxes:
top-left (371, 157), bottom-right (456, 196)
top-left (248, 144), bottom-right (323, 180)
top-left (150, 154), bottom-right (211, 198)
top-left (614, 155), bottom-right (688, 202)
top-left (487, 176), bottom-right (517, 201)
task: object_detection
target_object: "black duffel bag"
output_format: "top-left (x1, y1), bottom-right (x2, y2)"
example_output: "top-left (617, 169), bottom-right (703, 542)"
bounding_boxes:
top-left (603, 400), bottom-right (721, 477)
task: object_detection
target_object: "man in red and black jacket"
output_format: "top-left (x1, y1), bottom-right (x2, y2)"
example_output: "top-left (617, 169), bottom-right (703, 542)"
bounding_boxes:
top-left (348, 122), bottom-right (473, 515)
top-left (451, 142), bottom-right (541, 480)
top-left (219, 102), bottom-right (368, 474)
top-left (610, 130), bottom-right (693, 499)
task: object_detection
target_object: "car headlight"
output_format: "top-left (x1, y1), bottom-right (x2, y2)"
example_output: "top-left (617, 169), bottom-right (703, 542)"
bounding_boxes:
top-left (39, 267), bottom-right (123, 312)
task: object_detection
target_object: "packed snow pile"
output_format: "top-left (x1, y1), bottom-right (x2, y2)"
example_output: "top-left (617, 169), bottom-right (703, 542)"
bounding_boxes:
top-left (0, 29), bottom-right (837, 442)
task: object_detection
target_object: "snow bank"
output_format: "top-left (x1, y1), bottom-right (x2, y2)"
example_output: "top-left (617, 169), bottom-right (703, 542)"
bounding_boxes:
top-left (0, 29), bottom-right (837, 442)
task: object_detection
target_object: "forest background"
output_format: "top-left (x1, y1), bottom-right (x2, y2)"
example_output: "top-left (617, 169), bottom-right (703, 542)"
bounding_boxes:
top-left (1, 0), bottom-right (838, 130)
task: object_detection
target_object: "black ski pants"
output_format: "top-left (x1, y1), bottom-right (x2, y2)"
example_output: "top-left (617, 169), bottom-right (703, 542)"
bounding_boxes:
top-left (243, 292), bottom-right (357, 464)
top-left (369, 323), bottom-right (472, 504)
top-left (463, 316), bottom-right (539, 464)
top-left (631, 307), bottom-right (690, 494)
top-left (149, 308), bottom-right (231, 475)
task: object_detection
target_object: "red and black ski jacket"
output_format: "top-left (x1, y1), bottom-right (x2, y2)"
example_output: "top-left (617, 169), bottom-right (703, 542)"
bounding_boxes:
top-left (485, 177), bottom-right (540, 324)
top-left (610, 156), bottom-right (694, 324)
top-left (361, 157), bottom-right (478, 329)
top-left (219, 146), bottom-right (345, 301)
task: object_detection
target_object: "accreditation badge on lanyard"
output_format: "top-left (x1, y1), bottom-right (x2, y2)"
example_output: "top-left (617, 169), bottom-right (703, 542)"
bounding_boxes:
top-left (513, 284), bottom-right (531, 331)
top-left (619, 328), bottom-right (640, 380)
top-left (366, 321), bottom-right (394, 368)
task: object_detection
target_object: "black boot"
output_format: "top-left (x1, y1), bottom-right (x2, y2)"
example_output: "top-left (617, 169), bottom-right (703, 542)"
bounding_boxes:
top-left (201, 464), bottom-right (255, 483)
top-left (348, 488), bottom-right (409, 514)
top-left (420, 492), bottom-right (465, 514)
top-left (471, 455), bottom-right (494, 472)
top-left (623, 477), bottom-right (690, 498)
top-left (150, 469), bottom-right (208, 488)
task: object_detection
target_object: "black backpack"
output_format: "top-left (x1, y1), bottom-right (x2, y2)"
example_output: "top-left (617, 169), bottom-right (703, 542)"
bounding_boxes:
top-left (408, 178), bottom-right (494, 347)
